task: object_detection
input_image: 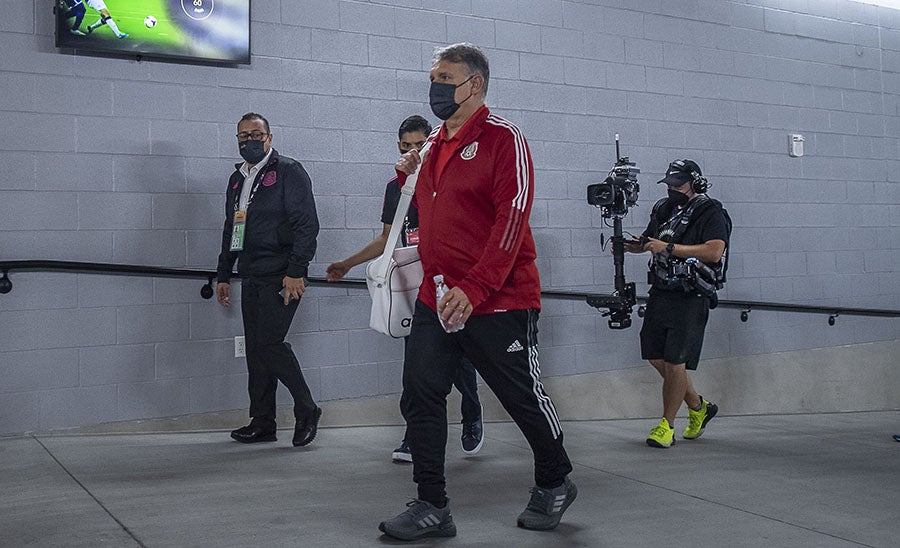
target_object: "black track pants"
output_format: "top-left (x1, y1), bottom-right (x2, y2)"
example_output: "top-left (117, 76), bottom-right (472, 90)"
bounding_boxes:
top-left (401, 300), bottom-right (572, 504)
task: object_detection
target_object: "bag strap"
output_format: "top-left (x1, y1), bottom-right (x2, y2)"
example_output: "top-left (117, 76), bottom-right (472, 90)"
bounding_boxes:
top-left (668, 194), bottom-right (711, 243)
top-left (375, 142), bottom-right (432, 280)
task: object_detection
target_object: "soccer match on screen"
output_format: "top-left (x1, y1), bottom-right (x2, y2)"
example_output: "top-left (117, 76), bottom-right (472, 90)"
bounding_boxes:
top-left (56, 0), bottom-right (250, 63)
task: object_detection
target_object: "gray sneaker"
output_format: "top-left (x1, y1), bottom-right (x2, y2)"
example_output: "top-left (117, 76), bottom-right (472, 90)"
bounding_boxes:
top-left (516, 477), bottom-right (577, 530)
top-left (379, 499), bottom-right (456, 540)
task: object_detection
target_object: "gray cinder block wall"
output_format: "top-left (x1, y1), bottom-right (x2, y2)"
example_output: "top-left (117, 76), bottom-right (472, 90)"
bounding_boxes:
top-left (0, 1), bottom-right (898, 435)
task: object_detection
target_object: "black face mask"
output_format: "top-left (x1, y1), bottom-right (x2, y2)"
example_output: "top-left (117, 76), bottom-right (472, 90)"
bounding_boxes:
top-left (239, 140), bottom-right (267, 164)
top-left (667, 188), bottom-right (690, 207)
top-left (429, 76), bottom-right (474, 120)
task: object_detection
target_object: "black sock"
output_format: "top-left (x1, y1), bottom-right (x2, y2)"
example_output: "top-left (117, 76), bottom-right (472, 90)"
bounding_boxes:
top-left (691, 396), bottom-right (703, 411)
top-left (538, 479), bottom-right (564, 491)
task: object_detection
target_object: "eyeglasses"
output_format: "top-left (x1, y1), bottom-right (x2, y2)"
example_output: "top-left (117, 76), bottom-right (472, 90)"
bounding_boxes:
top-left (236, 131), bottom-right (269, 142)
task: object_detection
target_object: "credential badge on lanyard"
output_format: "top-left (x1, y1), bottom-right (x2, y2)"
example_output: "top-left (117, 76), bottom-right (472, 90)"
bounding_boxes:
top-left (230, 172), bottom-right (264, 252)
top-left (404, 216), bottom-right (419, 245)
top-left (230, 209), bottom-right (247, 251)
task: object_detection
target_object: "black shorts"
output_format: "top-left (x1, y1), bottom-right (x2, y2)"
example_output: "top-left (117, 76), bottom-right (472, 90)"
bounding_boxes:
top-left (640, 289), bottom-right (710, 370)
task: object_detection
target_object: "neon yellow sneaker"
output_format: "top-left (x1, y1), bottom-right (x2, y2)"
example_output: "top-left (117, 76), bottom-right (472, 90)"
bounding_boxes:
top-left (684, 399), bottom-right (718, 440)
top-left (646, 418), bottom-right (675, 448)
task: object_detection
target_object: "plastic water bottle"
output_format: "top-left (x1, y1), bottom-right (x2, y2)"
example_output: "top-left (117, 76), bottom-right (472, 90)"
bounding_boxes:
top-left (434, 274), bottom-right (465, 333)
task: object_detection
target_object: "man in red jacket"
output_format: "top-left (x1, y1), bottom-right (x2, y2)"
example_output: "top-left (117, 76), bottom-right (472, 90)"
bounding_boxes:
top-left (378, 43), bottom-right (575, 541)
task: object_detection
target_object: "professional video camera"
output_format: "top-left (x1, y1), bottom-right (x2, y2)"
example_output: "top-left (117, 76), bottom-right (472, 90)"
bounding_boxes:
top-left (585, 135), bottom-right (641, 329)
top-left (586, 149), bottom-right (640, 218)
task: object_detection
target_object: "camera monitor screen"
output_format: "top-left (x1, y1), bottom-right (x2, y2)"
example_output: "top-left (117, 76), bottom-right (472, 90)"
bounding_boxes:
top-left (55, 0), bottom-right (250, 64)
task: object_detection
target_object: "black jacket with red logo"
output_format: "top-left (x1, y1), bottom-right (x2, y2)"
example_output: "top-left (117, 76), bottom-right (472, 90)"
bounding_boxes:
top-left (217, 150), bottom-right (319, 282)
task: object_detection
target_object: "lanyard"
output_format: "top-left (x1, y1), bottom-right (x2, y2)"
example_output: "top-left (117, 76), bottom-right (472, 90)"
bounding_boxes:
top-left (234, 168), bottom-right (266, 211)
top-left (229, 168), bottom-right (266, 252)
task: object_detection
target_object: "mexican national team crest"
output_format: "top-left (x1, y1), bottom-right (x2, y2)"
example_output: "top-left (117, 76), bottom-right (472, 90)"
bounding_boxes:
top-left (461, 141), bottom-right (478, 160)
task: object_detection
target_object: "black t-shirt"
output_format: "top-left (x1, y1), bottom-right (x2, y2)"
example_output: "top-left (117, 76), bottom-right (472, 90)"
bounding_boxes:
top-left (380, 176), bottom-right (419, 247)
top-left (642, 195), bottom-right (728, 293)
top-left (642, 195), bottom-right (727, 249)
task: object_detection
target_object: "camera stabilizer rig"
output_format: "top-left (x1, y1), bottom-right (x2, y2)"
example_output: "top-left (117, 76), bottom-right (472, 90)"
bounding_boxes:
top-left (585, 134), bottom-right (640, 329)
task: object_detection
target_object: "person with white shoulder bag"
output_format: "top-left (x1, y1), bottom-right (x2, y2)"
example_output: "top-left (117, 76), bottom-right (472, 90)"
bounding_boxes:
top-left (378, 44), bottom-right (576, 542)
top-left (326, 115), bottom-right (484, 464)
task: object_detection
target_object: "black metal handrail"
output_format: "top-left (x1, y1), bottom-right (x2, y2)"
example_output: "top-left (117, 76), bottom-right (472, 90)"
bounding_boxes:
top-left (1, 260), bottom-right (898, 325)
top-left (0, 260), bottom-right (367, 299)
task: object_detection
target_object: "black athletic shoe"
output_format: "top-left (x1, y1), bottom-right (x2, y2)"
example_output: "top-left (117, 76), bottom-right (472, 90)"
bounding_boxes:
top-left (461, 416), bottom-right (484, 455)
top-left (517, 477), bottom-right (577, 531)
top-left (391, 439), bottom-right (413, 463)
top-left (378, 499), bottom-right (456, 540)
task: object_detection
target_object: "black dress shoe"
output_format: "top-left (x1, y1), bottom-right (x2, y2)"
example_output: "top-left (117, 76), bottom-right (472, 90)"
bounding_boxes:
top-left (230, 424), bottom-right (277, 443)
top-left (293, 407), bottom-right (322, 447)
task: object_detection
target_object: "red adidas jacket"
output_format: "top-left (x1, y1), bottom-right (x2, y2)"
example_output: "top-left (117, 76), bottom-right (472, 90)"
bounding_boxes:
top-left (399, 105), bottom-right (541, 314)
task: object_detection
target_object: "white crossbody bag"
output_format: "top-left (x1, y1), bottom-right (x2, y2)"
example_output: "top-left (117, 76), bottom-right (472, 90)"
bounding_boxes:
top-left (365, 143), bottom-right (431, 338)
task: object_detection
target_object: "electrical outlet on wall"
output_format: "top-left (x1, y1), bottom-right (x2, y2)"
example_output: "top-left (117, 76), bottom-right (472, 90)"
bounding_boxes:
top-left (234, 336), bottom-right (246, 358)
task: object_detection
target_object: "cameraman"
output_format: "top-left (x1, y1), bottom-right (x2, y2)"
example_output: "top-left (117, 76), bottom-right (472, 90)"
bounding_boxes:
top-left (624, 159), bottom-right (727, 449)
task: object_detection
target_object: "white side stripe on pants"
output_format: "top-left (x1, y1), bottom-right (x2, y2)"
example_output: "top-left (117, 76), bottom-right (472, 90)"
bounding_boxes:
top-left (526, 309), bottom-right (562, 438)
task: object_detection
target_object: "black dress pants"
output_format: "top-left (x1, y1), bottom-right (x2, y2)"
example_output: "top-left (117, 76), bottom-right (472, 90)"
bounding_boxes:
top-left (401, 300), bottom-right (572, 504)
top-left (240, 275), bottom-right (316, 429)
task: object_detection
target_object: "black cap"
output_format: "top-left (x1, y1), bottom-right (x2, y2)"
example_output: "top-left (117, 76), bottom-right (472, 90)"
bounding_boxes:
top-left (658, 159), bottom-right (702, 186)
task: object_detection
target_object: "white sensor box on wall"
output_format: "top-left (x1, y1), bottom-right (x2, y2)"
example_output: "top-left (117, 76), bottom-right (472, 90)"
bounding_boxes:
top-left (789, 134), bottom-right (804, 157)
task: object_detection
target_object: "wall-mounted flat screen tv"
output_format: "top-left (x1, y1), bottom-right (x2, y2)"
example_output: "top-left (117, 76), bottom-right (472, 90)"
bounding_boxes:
top-left (55, 0), bottom-right (250, 64)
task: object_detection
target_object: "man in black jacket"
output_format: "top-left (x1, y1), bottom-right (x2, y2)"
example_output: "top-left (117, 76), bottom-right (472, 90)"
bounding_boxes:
top-left (216, 112), bottom-right (321, 447)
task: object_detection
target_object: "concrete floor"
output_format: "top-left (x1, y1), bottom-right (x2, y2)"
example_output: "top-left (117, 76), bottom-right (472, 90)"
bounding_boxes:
top-left (2, 411), bottom-right (899, 547)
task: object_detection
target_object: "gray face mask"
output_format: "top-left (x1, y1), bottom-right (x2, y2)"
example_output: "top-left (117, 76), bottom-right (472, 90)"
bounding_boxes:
top-left (667, 188), bottom-right (689, 206)
top-left (239, 140), bottom-right (266, 164)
